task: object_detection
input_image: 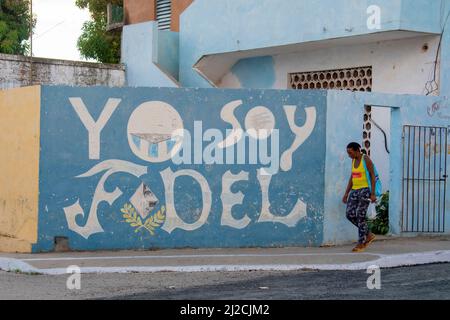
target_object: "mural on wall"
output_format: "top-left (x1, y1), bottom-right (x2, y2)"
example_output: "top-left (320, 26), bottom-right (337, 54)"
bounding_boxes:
top-left (127, 101), bottom-right (184, 162)
top-left (121, 203), bottom-right (166, 235)
top-left (34, 87), bottom-right (327, 252)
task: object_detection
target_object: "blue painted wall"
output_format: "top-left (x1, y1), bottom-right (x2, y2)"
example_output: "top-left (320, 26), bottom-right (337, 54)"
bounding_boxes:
top-left (121, 21), bottom-right (178, 87)
top-left (179, 0), bottom-right (443, 88)
top-left (400, 0), bottom-right (443, 33)
top-left (324, 90), bottom-right (450, 245)
top-left (33, 86), bottom-right (327, 252)
top-left (439, 0), bottom-right (450, 95)
top-left (120, 0), bottom-right (448, 91)
top-left (158, 31), bottom-right (180, 81)
top-left (31, 86), bottom-right (450, 252)
top-left (230, 56), bottom-right (276, 89)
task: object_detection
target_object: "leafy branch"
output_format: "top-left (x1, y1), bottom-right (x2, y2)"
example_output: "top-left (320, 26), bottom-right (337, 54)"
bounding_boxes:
top-left (121, 204), bottom-right (166, 235)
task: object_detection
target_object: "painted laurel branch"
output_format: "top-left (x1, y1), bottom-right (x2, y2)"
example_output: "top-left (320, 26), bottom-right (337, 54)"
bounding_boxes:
top-left (121, 204), bottom-right (166, 235)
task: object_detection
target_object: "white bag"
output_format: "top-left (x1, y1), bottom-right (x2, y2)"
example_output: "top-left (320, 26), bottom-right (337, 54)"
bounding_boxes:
top-left (367, 202), bottom-right (377, 219)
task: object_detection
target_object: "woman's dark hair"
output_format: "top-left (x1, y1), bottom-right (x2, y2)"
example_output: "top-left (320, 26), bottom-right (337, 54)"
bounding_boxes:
top-left (347, 142), bottom-right (361, 151)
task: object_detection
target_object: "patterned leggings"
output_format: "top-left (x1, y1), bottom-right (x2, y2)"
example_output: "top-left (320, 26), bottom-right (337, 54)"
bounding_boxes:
top-left (346, 188), bottom-right (371, 244)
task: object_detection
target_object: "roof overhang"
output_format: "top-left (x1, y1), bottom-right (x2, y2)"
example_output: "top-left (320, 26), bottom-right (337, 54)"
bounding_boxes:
top-left (193, 30), bottom-right (438, 87)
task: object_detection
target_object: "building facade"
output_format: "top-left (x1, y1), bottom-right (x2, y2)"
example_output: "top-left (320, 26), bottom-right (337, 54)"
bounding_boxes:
top-left (123, 0), bottom-right (193, 31)
top-left (121, 0), bottom-right (450, 197)
top-left (1, 0), bottom-right (449, 252)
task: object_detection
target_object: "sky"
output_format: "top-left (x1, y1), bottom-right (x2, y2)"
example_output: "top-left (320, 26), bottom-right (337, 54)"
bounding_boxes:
top-left (32, 0), bottom-right (92, 61)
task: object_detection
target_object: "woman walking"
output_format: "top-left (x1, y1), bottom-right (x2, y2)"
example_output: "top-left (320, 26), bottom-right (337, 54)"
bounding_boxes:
top-left (342, 142), bottom-right (377, 252)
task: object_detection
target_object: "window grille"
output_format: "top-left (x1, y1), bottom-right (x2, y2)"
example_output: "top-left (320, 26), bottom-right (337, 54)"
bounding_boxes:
top-left (156, 0), bottom-right (172, 30)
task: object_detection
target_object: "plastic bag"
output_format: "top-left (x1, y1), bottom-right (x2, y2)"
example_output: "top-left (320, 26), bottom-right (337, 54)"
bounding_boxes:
top-left (367, 202), bottom-right (377, 219)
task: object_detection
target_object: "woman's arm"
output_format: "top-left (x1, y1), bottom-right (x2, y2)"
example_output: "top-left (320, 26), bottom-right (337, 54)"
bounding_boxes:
top-left (343, 175), bottom-right (353, 203)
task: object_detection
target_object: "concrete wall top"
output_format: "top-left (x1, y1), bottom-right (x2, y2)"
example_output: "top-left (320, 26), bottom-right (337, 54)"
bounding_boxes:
top-left (0, 53), bottom-right (125, 70)
top-left (0, 53), bottom-right (126, 90)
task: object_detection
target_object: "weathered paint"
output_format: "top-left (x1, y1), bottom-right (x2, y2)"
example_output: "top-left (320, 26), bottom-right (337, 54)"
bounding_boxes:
top-left (230, 56), bottom-right (275, 89)
top-left (221, 35), bottom-right (441, 95)
top-left (0, 86), bottom-right (41, 252)
top-left (158, 31), bottom-right (180, 81)
top-left (121, 0), bottom-right (450, 194)
top-left (1, 85), bottom-right (449, 253)
top-left (32, 86), bottom-right (327, 252)
top-left (324, 90), bottom-right (450, 245)
top-left (216, 33), bottom-right (445, 192)
top-left (120, 0), bottom-right (450, 98)
top-left (0, 53), bottom-right (125, 90)
top-left (121, 21), bottom-right (179, 87)
top-left (179, 0), bottom-right (443, 88)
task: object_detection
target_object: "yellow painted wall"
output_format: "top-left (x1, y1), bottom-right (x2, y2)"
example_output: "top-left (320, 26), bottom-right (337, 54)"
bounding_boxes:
top-left (0, 86), bottom-right (41, 253)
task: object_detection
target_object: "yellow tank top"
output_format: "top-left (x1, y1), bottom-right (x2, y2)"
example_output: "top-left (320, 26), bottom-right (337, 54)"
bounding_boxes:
top-left (352, 158), bottom-right (369, 190)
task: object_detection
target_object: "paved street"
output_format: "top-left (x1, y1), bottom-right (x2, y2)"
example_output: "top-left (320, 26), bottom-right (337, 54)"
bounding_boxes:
top-left (111, 263), bottom-right (450, 300)
top-left (2, 236), bottom-right (450, 274)
top-left (0, 263), bottom-right (449, 300)
top-left (1, 236), bottom-right (450, 300)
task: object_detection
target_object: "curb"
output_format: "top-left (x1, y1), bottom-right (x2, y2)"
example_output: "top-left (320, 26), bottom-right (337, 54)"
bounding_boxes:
top-left (0, 258), bottom-right (42, 274)
top-left (1, 250), bottom-right (450, 275)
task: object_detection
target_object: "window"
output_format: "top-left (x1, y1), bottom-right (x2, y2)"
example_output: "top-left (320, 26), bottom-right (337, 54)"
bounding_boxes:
top-left (156, 0), bottom-right (172, 30)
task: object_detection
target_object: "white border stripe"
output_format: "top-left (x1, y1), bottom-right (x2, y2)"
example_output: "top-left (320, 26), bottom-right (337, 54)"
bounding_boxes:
top-left (21, 252), bottom-right (382, 261)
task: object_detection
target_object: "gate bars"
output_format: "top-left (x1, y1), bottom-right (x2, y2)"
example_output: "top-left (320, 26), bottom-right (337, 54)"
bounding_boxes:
top-left (402, 125), bottom-right (448, 233)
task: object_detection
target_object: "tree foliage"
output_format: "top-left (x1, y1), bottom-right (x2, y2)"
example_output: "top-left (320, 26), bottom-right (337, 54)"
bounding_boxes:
top-left (76, 0), bottom-right (123, 63)
top-left (0, 0), bottom-right (35, 55)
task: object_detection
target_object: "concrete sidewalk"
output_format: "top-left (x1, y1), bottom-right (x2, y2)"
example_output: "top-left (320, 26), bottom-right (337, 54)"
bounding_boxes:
top-left (1, 236), bottom-right (449, 275)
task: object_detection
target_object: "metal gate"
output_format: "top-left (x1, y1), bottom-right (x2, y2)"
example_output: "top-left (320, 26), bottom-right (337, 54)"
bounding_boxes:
top-left (402, 125), bottom-right (448, 232)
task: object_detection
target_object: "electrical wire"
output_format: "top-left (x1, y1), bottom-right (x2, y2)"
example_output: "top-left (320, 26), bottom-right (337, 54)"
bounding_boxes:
top-left (425, 1), bottom-right (450, 96)
top-left (34, 21), bottom-right (66, 40)
top-left (370, 117), bottom-right (390, 154)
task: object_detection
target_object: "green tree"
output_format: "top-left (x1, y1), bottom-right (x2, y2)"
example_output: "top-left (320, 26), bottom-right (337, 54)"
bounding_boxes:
top-left (0, 0), bottom-right (35, 55)
top-left (76, 0), bottom-right (122, 63)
